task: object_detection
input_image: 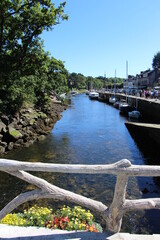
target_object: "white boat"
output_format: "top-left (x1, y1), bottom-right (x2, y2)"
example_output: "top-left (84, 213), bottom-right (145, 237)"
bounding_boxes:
top-left (119, 101), bottom-right (129, 112)
top-left (109, 96), bottom-right (117, 104)
top-left (119, 100), bottom-right (133, 114)
top-left (89, 91), bottom-right (99, 99)
top-left (128, 110), bottom-right (141, 119)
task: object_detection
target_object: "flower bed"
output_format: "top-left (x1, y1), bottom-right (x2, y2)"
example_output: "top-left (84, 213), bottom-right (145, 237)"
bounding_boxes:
top-left (0, 205), bottom-right (102, 233)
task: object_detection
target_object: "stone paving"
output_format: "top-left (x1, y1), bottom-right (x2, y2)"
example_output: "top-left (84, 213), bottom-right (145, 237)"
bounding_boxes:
top-left (0, 224), bottom-right (160, 240)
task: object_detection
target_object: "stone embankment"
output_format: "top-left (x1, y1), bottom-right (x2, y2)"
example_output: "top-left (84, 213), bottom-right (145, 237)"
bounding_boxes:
top-left (0, 102), bottom-right (66, 154)
top-left (99, 91), bottom-right (160, 122)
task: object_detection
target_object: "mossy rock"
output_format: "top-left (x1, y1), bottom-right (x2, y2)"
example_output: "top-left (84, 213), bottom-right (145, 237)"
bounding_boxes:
top-left (29, 119), bottom-right (35, 125)
top-left (23, 112), bottom-right (39, 120)
top-left (9, 127), bottom-right (22, 140)
top-left (38, 112), bottom-right (47, 119)
top-left (24, 111), bottom-right (46, 120)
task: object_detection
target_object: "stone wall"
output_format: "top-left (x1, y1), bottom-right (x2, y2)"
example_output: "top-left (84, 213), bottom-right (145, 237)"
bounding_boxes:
top-left (99, 92), bottom-right (160, 123)
top-left (122, 95), bottom-right (160, 123)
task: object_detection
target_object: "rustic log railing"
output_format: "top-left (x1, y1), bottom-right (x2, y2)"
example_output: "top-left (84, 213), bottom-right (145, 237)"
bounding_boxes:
top-left (0, 158), bottom-right (160, 233)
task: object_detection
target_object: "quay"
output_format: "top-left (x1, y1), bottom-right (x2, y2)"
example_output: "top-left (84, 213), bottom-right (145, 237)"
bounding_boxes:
top-left (125, 122), bottom-right (160, 145)
top-left (98, 91), bottom-right (160, 123)
top-left (98, 91), bottom-right (160, 146)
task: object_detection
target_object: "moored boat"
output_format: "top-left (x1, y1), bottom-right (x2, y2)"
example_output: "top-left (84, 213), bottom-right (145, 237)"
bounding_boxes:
top-left (109, 96), bottom-right (117, 104)
top-left (113, 101), bottom-right (120, 109)
top-left (119, 101), bottom-right (133, 114)
top-left (89, 91), bottom-right (99, 99)
top-left (128, 110), bottom-right (141, 119)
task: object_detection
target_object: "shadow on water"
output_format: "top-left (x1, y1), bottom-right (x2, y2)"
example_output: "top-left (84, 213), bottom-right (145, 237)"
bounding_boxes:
top-left (0, 94), bottom-right (160, 233)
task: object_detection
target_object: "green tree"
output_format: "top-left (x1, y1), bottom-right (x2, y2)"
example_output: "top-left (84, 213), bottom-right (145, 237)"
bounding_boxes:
top-left (69, 72), bottom-right (78, 89)
top-left (69, 73), bottom-right (86, 89)
top-left (86, 76), bottom-right (94, 90)
top-left (152, 52), bottom-right (160, 69)
top-left (0, 0), bottom-right (68, 114)
top-left (46, 57), bottom-right (69, 94)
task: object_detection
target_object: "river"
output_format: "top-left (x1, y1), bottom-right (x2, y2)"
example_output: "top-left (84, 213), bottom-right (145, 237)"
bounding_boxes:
top-left (0, 93), bottom-right (160, 234)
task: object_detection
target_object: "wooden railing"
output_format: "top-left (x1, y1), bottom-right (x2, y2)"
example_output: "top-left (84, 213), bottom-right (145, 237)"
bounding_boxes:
top-left (0, 158), bottom-right (160, 233)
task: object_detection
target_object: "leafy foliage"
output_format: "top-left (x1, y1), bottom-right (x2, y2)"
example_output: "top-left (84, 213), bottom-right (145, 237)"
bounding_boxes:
top-left (68, 73), bottom-right (124, 90)
top-left (152, 52), bottom-right (160, 69)
top-left (69, 73), bottom-right (86, 89)
top-left (46, 205), bottom-right (102, 232)
top-left (0, 0), bottom-right (68, 114)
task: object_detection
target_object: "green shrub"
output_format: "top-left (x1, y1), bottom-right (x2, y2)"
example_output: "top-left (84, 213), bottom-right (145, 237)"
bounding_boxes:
top-left (46, 206), bottom-right (102, 232)
top-left (0, 205), bottom-right (102, 232)
top-left (23, 206), bottom-right (53, 226)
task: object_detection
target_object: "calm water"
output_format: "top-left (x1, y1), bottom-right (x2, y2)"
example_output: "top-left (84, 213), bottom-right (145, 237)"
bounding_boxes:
top-left (1, 94), bottom-right (160, 233)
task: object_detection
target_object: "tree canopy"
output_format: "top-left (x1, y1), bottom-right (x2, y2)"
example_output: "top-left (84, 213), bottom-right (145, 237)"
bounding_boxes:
top-left (68, 73), bottom-right (124, 90)
top-left (0, 0), bottom-right (68, 114)
top-left (152, 52), bottom-right (160, 69)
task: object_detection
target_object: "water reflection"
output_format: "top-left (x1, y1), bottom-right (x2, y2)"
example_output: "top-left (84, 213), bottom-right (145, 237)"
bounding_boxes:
top-left (0, 94), bottom-right (160, 233)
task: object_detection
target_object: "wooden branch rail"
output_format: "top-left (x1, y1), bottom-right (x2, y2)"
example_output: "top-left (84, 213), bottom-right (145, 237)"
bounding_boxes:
top-left (0, 158), bottom-right (160, 233)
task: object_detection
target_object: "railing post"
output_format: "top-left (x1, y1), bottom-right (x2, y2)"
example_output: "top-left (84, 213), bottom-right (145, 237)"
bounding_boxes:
top-left (105, 174), bottom-right (128, 233)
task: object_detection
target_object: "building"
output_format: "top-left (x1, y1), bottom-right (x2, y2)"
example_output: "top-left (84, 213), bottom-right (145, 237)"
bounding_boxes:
top-left (123, 68), bottom-right (160, 91)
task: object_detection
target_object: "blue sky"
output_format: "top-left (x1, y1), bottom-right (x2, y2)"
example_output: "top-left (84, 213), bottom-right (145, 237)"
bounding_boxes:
top-left (42, 0), bottom-right (160, 78)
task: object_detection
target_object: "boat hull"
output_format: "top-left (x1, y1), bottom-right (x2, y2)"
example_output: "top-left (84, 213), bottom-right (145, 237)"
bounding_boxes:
top-left (119, 104), bottom-right (134, 114)
top-left (89, 91), bottom-right (99, 99)
top-left (109, 96), bottom-right (117, 104)
top-left (113, 101), bottom-right (120, 109)
top-left (128, 111), bottom-right (141, 119)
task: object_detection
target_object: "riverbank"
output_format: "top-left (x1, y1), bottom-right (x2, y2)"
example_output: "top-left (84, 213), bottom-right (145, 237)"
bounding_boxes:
top-left (0, 101), bottom-right (66, 155)
top-left (0, 224), bottom-right (160, 240)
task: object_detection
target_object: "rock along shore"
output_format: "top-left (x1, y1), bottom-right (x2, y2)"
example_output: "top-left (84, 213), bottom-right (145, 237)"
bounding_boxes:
top-left (0, 101), bottom-right (66, 155)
